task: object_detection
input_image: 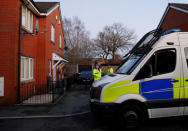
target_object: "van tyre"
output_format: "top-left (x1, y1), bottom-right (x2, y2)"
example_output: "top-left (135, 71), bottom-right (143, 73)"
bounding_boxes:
top-left (91, 110), bottom-right (101, 121)
top-left (119, 104), bottom-right (145, 130)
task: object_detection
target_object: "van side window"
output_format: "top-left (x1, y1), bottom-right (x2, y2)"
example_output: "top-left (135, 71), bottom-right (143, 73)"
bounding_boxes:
top-left (156, 49), bottom-right (176, 75)
top-left (134, 49), bottom-right (176, 81)
top-left (134, 54), bottom-right (155, 80)
top-left (184, 47), bottom-right (188, 66)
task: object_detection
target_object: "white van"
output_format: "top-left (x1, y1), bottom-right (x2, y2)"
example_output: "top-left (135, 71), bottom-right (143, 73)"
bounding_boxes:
top-left (90, 29), bottom-right (188, 129)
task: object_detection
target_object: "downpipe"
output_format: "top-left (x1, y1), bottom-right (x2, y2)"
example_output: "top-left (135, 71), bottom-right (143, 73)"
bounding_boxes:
top-left (18, 3), bottom-right (23, 104)
top-left (18, 0), bottom-right (30, 104)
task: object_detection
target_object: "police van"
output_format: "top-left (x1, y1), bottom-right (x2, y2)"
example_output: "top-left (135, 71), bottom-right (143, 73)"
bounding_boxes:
top-left (90, 29), bottom-right (188, 129)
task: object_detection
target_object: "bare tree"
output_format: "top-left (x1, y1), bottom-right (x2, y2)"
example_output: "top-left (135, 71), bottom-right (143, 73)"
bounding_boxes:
top-left (63, 17), bottom-right (96, 64)
top-left (95, 23), bottom-right (136, 60)
top-left (95, 32), bottom-right (111, 59)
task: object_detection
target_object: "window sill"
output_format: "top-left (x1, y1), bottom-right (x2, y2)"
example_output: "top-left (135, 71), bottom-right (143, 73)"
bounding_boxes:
top-left (21, 26), bottom-right (33, 34)
top-left (21, 79), bottom-right (35, 84)
top-left (51, 41), bottom-right (55, 45)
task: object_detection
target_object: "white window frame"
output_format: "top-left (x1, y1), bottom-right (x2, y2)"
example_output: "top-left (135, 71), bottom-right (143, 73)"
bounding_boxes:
top-left (22, 6), bottom-right (33, 32)
top-left (51, 24), bottom-right (55, 43)
top-left (49, 59), bottom-right (52, 76)
top-left (59, 34), bottom-right (62, 48)
top-left (21, 56), bottom-right (34, 81)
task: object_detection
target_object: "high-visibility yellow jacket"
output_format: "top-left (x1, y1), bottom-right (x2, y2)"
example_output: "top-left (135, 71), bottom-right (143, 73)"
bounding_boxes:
top-left (93, 68), bottom-right (102, 81)
top-left (106, 68), bottom-right (113, 75)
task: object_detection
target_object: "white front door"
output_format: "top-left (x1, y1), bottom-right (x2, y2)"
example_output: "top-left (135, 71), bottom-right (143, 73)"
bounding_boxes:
top-left (53, 67), bottom-right (56, 82)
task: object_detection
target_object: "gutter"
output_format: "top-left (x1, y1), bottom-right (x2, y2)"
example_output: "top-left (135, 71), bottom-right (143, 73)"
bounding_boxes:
top-left (22, 0), bottom-right (43, 16)
top-left (157, 5), bottom-right (170, 30)
top-left (23, 0), bottom-right (59, 17)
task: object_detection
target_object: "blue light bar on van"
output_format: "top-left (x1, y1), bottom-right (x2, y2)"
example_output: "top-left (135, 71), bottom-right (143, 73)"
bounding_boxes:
top-left (162, 29), bottom-right (181, 35)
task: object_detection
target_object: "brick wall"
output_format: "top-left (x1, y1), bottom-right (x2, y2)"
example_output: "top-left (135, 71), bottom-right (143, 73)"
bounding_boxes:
top-left (0, 0), bottom-right (21, 104)
top-left (20, 7), bottom-right (65, 103)
top-left (101, 66), bottom-right (118, 73)
top-left (0, 1), bottom-right (65, 105)
top-left (45, 7), bottom-right (64, 81)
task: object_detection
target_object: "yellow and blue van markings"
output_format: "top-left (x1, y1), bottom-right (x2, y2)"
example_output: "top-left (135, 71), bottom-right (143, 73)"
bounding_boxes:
top-left (102, 80), bottom-right (139, 102)
top-left (173, 78), bottom-right (182, 99)
top-left (140, 79), bottom-right (174, 100)
top-left (102, 78), bottom-right (187, 102)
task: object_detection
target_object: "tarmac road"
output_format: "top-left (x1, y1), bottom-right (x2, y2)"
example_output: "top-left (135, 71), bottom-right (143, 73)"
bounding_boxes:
top-left (0, 112), bottom-right (188, 131)
top-left (0, 84), bottom-right (188, 131)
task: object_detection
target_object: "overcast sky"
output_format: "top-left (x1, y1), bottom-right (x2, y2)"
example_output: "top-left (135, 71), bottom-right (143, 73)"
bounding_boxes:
top-left (35, 0), bottom-right (188, 40)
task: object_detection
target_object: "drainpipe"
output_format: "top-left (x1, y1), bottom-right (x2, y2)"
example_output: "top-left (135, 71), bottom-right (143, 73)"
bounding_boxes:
top-left (18, 0), bottom-right (29, 103)
top-left (18, 3), bottom-right (23, 104)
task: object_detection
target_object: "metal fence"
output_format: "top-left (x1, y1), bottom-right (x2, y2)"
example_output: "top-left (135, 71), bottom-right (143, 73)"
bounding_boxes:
top-left (20, 80), bottom-right (66, 105)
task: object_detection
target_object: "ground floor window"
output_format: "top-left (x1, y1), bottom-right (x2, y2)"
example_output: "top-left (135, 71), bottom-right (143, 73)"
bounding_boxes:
top-left (21, 56), bottom-right (34, 81)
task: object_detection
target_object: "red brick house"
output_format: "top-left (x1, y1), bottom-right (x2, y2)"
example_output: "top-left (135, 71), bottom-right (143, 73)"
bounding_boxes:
top-left (0, 0), bottom-right (67, 105)
top-left (158, 3), bottom-right (188, 31)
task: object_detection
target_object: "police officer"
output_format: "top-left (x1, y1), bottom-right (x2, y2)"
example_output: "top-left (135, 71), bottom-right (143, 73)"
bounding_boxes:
top-left (106, 67), bottom-right (114, 75)
top-left (93, 63), bottom-right (102, 81)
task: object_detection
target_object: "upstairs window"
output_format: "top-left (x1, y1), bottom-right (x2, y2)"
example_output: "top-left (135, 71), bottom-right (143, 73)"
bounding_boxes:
top-left (21, 56), bottom-right (34, 81)
top-left (22, 6), bottom-right (33, 32)
top-left (59, 34), bottom-right (62, 48)
top-left (51, 24), bottom-right (55, 43)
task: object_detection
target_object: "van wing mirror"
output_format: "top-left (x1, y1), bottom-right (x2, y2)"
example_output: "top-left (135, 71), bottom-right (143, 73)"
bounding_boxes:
top-left (141, 64), bottom-right (153, 78)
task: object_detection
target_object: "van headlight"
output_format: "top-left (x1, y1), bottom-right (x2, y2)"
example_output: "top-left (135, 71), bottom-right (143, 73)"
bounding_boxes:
top-left (90, 83), bottom-right (109, 100)
top-left (90, 86), bottom-right (102, 100)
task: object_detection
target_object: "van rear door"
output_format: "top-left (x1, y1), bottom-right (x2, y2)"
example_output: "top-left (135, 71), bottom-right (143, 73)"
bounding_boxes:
top-left (181, 46), bottom-right (188, 115)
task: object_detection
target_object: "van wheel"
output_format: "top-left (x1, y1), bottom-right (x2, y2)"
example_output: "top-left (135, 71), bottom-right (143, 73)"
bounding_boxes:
top-left (119, 104), bottom-right (145, 130)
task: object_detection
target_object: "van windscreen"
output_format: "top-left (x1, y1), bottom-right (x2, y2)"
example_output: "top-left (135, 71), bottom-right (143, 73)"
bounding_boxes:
top-left (116, 54), bottom-right (143, 74)
top-left (117, 29), bottom-right (164, 75)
